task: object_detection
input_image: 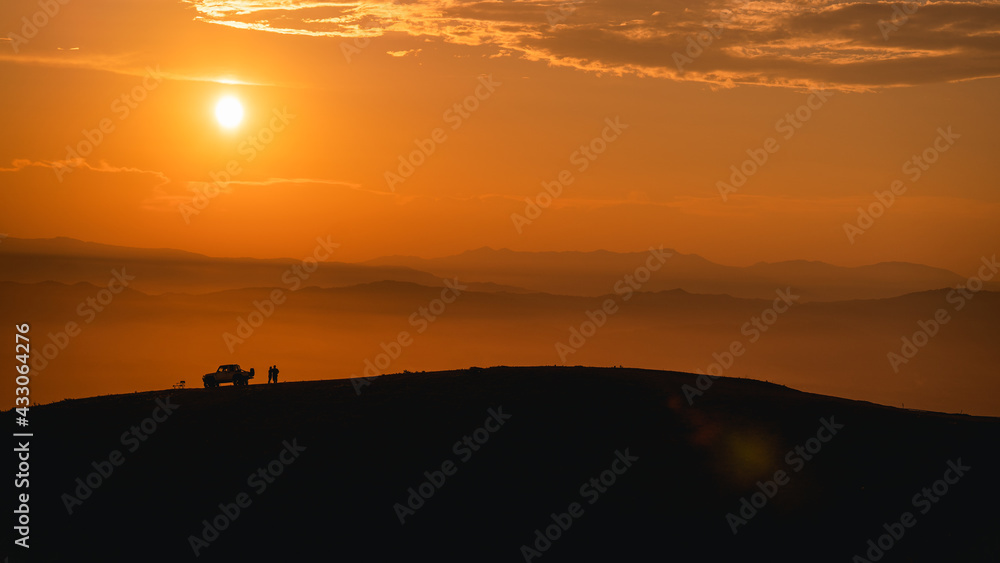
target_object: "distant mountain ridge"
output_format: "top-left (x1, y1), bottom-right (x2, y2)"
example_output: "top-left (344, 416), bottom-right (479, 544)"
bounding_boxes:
top-left (0, 237), bottom-right (986, 301)
top-left (0, 237), bottom-right (527, 295)
top-left (361, 246), bottom-right (975, 301)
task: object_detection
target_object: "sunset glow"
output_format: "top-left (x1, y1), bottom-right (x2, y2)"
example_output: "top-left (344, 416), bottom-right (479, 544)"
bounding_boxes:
top-left (2, 2), bottom-right (999, 559)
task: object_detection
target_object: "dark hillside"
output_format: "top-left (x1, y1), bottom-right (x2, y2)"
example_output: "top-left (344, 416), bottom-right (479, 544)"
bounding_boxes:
top-left (12, 367), bottom-right (1000, 562)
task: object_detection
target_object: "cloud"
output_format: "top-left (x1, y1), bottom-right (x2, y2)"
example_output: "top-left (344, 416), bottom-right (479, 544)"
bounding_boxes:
top-left (0, 48), bottom-right (274, 86)
top-left (0, 158), bottom-right (170, 184)
top-left (181, 0), bottom-right (1000, 89)
top-left (386, 48), bottom-right (422, 57)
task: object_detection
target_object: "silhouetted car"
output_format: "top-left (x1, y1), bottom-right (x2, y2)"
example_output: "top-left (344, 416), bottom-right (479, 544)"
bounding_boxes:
top-left (203, 364), bottom-right (254, 387)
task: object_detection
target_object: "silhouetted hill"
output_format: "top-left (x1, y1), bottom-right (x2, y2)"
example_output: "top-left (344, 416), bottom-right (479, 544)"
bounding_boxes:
top-left (14, 367), bottom-right (1000, 562)
top-left (3, 278), bottom-right (997, 416)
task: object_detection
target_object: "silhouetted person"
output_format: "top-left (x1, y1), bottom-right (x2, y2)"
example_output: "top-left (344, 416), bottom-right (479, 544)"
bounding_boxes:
top-left (272, 365), bottom-right (279, 383)
top-left (267, 365), bottom-right (275, 384)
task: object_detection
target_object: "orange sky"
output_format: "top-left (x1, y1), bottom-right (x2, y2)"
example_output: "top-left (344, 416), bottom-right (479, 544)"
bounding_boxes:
top-left (1, 0), bottom-right (998, 275)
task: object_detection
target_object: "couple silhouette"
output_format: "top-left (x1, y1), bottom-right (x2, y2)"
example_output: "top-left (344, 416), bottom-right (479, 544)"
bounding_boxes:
top-left (267, 365), bottom-right (280, 384)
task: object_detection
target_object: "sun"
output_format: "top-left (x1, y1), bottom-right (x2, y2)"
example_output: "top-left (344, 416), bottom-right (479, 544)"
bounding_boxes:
top-left (215, 96), bottom-right (243, 129)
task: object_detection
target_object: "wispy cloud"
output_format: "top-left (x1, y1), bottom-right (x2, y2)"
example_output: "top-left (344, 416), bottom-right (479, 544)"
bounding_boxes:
top-left (0, 158), bottom-right (170, 184)
top-left (0, 51), bottom-right (275, 86)
top-left (386, 49), bottom-right (421, 57)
